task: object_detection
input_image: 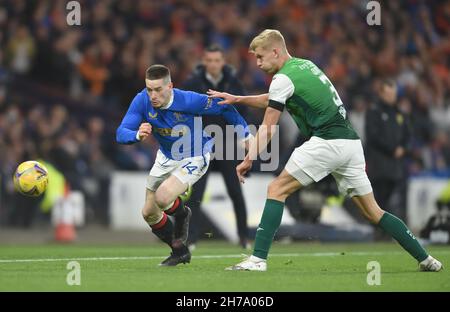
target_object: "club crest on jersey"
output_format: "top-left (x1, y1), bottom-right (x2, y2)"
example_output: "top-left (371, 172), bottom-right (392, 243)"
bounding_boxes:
top-left (205, 98), bottom-right (213, 110)
top-left (148, 112), bottom-right (158, 119)
top-left (173, 112), bottom-right (188, 122)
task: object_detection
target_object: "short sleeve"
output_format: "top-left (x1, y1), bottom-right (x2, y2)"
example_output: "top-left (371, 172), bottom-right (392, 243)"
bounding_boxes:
top-left (268, 74), bottom-right (295, 111)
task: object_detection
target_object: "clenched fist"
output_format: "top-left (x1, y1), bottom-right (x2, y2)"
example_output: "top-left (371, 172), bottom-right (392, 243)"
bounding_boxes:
top-left (138, 123), bottom-right (152, 141)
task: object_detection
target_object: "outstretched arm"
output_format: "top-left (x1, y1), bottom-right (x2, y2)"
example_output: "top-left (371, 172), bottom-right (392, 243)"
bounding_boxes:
top-left (207, 89), bottom-right (269, 109)
top-left (237, 107), bottom-right (282, 183)
top-left (219, 104), bottom-right (251, 141)
top-left (192, 94), bottom-right (252, 141)
top-left (169, 91), bottom-right (251, 141)
top-left (194, 94), bottom-right (252, 143)
top-left (177, 91), bottom-right (258, 122)
top-left (234, 74), bottom-right (293, 182)
top-left (116, 94), bottom-right (145, 144)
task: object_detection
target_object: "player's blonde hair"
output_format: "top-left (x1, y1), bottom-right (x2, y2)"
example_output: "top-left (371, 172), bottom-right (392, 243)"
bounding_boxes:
top-left (249, 29), bottom-right (287, 53)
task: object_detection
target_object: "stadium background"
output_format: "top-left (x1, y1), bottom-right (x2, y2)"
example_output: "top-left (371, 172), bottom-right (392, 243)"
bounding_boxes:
top-left (1, 0), bottom-right (450, 294)
top-left (0, 0), bottom-right (449, 241)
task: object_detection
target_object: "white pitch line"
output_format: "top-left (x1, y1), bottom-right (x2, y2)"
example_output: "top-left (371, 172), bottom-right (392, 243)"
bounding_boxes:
top-left (2, 250), bottom-right (450, 264)
top-left (0, 250), bottom-right (429, 264)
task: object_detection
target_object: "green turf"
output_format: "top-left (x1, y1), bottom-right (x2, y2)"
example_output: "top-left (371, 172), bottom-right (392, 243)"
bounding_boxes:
top-left (0, 242), bottom-right (449, 291)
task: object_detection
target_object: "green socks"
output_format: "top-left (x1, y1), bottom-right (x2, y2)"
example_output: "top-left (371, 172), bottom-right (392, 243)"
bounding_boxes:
top-left (253, 199), bottom-right (285, 259)
top-left (252, 201), bottom-right (428, 263)
top-left (378, 212), bottom-right (428, 262)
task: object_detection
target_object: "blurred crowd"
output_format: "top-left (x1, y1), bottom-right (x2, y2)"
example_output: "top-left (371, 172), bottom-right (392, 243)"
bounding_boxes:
top-left (0, 0), bottom-right (449, 226)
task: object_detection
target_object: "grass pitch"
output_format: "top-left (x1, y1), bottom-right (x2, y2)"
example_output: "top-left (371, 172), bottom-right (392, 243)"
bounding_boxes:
top-left (0, 241), bottom-right (449, 292)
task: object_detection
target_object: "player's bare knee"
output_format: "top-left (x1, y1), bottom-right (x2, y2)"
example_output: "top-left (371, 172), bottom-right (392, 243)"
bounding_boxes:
top-left (267, 180), bottom-right (277, 197)
top-left (267, 180), bottom-right (285, 199)
top-left (141, 208), bottom-right (152, 222)
top-left (365, 209), bottom-right (384, 224)
top-left (373, 210), bottom-right (385, 224)
top-left (141, 203), bottom-right (159, 222)
top-left (154, 189), bottom-right (172, 209)
top-left (364, 214), bottom-right (378, 224)
top-left (142, 209), bottom-right (161, 224)
top-left (155, 196), bottom-right (170, 209)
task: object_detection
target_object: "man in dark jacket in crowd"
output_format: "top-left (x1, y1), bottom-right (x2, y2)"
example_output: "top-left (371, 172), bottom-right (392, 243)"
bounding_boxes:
top-left (182, 44), bottom-right (250, 249)
top-left (365, 79), bottom-right (411, 231)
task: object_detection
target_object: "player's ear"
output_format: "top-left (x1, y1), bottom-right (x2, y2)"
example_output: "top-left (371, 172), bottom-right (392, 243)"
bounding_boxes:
top-left (272, 48), bottom-right (278, 58)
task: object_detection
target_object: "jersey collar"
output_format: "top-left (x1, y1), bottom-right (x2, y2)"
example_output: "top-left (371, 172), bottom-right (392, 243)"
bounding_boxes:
top-left (160, 91), bottom-right (174, 110)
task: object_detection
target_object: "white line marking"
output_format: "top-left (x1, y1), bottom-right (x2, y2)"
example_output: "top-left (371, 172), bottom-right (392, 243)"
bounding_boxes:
top-left (1, 250), bottom-right (449, 264)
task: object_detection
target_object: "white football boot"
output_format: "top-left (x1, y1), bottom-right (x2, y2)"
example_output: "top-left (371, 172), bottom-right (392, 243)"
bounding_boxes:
top-left (225, 255), bottom-right (267, 271)
top-left (419, 255), bottom-right (443, 272)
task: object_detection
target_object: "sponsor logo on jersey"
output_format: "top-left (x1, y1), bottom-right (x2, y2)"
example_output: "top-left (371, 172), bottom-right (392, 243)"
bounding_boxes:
top-left (154, 126), bottom-right (188, 137)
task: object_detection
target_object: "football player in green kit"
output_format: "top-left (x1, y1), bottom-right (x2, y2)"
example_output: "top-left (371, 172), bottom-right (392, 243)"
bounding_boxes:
top-left (208, 29), bottom-right (442, 272)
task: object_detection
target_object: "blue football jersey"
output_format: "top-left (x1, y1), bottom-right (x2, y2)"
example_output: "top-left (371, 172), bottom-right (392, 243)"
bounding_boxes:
top-left (116, 88), bottom-right (250, 160)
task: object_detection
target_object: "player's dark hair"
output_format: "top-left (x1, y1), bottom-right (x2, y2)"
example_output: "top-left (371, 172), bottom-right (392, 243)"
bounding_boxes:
top-left (381, 78), bottom-right (396, 88)
top-left (205, 44), bottom-right (224, 54)
top-left (146, 65), bottom-right (171, 81)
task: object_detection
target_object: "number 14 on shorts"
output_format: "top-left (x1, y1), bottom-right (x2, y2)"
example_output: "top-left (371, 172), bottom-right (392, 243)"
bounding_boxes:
top-left (182, 162), bottom-right (198, 174)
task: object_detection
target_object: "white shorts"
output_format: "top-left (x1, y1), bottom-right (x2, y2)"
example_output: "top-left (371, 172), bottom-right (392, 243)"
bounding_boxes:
top-left (147, 150), bottom-right (211, 191)
top-left (285, 136), bottom-right (372, 197)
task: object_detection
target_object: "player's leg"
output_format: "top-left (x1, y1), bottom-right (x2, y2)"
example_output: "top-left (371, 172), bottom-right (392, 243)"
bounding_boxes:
top-left (143, 151), bottom-right (176, 251)
top-left (142, 189), bottom-right (175, 248)
top-left (227, 139), bottom-right (325, 271)
top-left (142, 150), bottom-right (191, 266)
top-left (226, 169), bottom-right (305, 271)
top-left (157, 153), bottom-right (211, 266)
top-left (337, 139), bottom-right (441, 271)
top-left (250, 139), bottom-right (326, 263)
top-left (352, 193), bottom-right (442, 271)
top-left (371, 179), bottom-right (397, 240)
top-left (155, 174), bottom-right (191, 243)
top-left (153, 174), bottom-right (192, 266)
top-left (253, 169), bottom-right (303, 256)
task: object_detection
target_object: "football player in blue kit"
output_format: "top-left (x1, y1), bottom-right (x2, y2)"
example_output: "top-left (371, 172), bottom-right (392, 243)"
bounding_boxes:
top-left (117, 65), bottom-right (250, 266)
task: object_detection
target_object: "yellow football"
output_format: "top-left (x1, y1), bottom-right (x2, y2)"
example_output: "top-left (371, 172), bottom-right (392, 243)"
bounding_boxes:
top-left (13, 161), bottom-right (49, 197)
